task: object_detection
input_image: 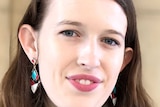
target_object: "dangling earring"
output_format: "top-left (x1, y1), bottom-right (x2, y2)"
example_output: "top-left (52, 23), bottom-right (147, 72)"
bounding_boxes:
top-left (110, 87), bottom-right (117, 106)
top-left (30, 59), bottom-right (40, 94)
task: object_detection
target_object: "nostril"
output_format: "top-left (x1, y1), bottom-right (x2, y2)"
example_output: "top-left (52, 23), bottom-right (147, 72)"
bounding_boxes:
top-left (81, 63), bottom-right (85, 66)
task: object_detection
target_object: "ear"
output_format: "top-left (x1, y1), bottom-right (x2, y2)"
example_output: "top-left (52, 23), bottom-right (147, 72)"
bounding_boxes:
top-left (18, 24), bottom-right (38, 63)
top-left (121, 47), bottom-right (133, 71)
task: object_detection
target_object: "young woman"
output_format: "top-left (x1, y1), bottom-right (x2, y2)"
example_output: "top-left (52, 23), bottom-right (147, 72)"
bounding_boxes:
top-left (0, 0), bottom-right (152, 107)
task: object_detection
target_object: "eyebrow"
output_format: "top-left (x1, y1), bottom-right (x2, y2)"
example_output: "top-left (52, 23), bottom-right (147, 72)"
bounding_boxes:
top-left (104, 29), bottom-right (125, 40)
top-left (57, 20), bottom-right (125, 39)
top-left (57, 20), bottom-right (83, 27)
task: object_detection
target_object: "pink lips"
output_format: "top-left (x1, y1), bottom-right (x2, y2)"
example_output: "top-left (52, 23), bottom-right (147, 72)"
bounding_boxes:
top-left (66, 74), bottom-right (102, 92)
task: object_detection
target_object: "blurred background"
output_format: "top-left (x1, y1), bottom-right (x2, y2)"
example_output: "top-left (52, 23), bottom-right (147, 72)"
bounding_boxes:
top-left (0, 0), bottom-right (160, 106)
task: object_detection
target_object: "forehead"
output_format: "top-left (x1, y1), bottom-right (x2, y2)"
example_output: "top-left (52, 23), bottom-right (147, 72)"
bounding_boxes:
top-left (43, 0), bottom-right (127, 34)
top-left (49, 0), bottom-right (125, 16)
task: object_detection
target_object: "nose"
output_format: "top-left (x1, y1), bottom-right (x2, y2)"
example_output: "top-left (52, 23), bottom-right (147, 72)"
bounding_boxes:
top-left (77, 40), bottom-right (101, 70)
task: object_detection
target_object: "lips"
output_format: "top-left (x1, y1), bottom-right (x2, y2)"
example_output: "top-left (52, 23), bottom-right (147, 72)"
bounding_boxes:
top-left (66, 74), bottom-right (102, 92)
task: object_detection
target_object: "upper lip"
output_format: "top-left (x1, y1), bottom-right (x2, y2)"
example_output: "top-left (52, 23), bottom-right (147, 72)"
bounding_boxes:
top-left (66, 74), bottom-right (102, 83)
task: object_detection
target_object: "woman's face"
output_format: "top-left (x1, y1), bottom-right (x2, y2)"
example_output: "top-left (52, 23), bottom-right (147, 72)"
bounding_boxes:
top-left (37, 0), bottom-right (128, 107)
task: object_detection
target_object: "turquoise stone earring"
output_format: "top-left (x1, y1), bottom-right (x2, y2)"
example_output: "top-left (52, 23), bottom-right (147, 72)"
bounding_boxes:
top-left (30, 59), bottom-right (40, 94)
top-left (110, 87), bottom-right (117, 106)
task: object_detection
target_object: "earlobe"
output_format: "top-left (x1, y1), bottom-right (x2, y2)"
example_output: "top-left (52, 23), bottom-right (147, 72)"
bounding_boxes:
top-left (121, 47), bottom-right (133, 71)
top-left (18, 24), bottom-right (38, 62)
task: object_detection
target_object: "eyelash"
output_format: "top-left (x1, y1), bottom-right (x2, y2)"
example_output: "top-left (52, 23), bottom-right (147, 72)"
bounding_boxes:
top-left (59, 30), bottom-right (80, 37)
top-left (101, 37), bottom-right (120, 46)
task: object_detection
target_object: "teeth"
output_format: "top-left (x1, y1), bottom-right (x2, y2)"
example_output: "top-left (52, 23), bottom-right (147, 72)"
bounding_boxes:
top-left (79, 79), bottom-right (85, 84)
top-left (85, 80), bottom-right (91, 85)
top-left (78, 79), bottom-right (92, 85)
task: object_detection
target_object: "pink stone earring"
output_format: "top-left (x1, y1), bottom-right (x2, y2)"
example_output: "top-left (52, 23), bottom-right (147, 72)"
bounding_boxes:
top-left (30, 59), bottom-right (40, 94)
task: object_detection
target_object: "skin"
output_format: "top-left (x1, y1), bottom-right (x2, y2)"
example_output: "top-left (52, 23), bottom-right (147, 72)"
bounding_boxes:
top-left (19, 0), bottom-right (133, 107)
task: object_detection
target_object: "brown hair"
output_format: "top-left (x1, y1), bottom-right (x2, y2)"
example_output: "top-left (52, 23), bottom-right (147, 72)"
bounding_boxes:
top-left (0, 0), bottom-right (152, 107)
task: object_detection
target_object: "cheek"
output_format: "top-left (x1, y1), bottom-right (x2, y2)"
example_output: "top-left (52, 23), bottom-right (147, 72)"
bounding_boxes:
top-left (38, 42), bottom-right (57, 86)
top-left (103, 51), bottom-right (124, 83)
top-left (37, 35), bottom-right (59, 83)
top-left (37, 38), bottom-right (66, 104)
top-left (37, 35), bottom-right (76, 87)
top-left (96, 52), bottom-right (124, 105)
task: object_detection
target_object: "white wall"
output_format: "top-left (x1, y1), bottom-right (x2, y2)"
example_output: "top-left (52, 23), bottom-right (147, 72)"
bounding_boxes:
top-left (134, 0), bottom-right (160, 106)
top-left (0, 0), bottom-right (10, 81)
top-left (0, 0), bottom-right (30, 81)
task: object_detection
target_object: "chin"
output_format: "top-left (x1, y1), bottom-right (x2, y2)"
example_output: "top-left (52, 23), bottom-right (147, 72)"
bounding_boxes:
top-left (60, 100), bottom-right (103, 107)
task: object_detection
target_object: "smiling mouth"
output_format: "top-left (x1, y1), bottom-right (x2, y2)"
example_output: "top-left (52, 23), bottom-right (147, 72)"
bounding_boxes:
top-left (66, 74), bottom-right (102, 92)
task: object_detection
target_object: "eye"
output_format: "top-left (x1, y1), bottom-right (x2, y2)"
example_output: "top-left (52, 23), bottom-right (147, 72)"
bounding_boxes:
top-left (101, 38), bottom-right (119, 46)
top-left (60, 30), bottom-right (79, 37)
